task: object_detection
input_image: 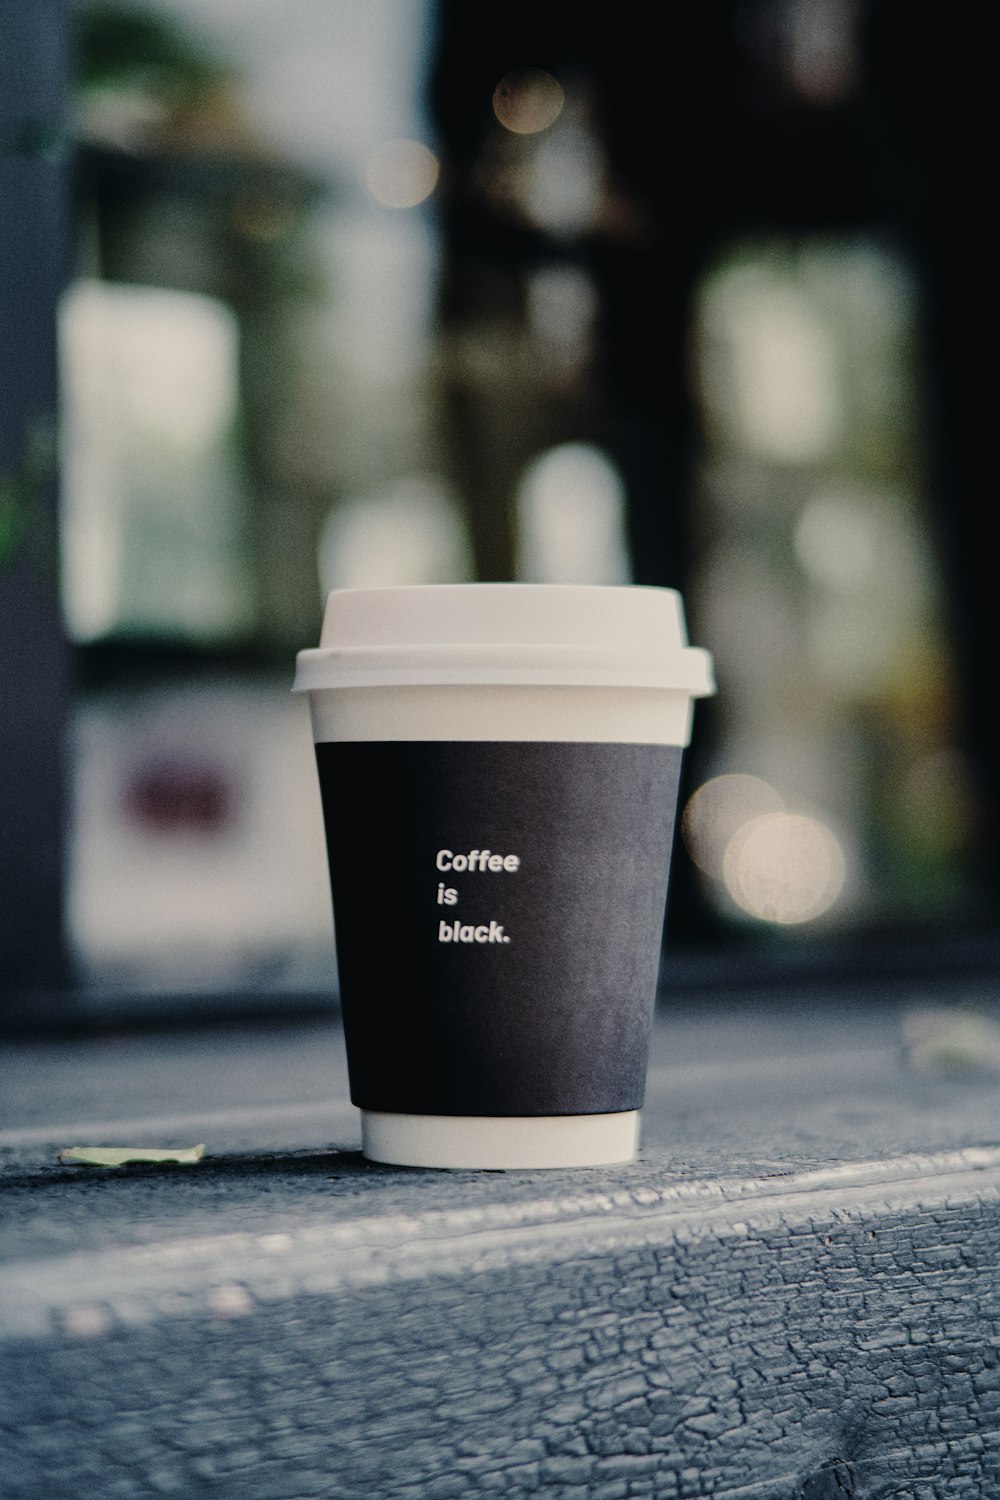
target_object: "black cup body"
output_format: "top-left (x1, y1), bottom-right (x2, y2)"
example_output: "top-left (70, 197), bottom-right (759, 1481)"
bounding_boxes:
top-left (316, 739), bottom-right (683, 1117)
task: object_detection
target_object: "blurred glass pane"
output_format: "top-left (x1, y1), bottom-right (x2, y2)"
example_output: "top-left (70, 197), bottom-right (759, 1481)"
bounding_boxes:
top-left (686, 238), bottom-right (970, 935)
top-left (516, 444), bottom-right (631, 585)
top-left (60, 279), bottom-right (247, 642)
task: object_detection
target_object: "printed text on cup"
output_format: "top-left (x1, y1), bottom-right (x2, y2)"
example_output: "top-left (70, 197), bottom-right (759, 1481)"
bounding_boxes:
top-left (435, 849), bottom-right (518, 945)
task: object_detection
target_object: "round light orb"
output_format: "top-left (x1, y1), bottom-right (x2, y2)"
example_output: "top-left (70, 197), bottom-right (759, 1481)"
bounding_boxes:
top-left (723, 812), bottom-right (846, 925)
top-left (364, 138), bottom-right (439, 209)
top-left (682, 774), bottom-right (785, 879)
top-left (492, 67), bottom-right (565, 135)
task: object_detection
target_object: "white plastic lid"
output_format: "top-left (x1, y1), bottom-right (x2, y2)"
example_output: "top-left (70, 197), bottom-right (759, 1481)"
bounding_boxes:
top-left (293, 584), bottom-right (714, 695)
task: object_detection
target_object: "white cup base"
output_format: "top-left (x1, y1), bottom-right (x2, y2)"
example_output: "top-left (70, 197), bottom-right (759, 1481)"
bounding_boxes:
top-left (360, 1109), bottom-right (640, 1169)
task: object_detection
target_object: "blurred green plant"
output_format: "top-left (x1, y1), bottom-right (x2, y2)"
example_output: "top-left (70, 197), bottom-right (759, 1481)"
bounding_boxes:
top-left (0, 419), bottom-right (58, 571)
top-left (0, 119), bottom-right (68, 161)
top-left (75, 3), bottom-right (228, 100)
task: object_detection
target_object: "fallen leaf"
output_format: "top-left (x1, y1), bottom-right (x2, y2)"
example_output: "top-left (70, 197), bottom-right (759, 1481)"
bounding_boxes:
top-left (58, 1144), bottom-right (206, 1167)
top-left (901, 1006), bottom-right (1000, 1075)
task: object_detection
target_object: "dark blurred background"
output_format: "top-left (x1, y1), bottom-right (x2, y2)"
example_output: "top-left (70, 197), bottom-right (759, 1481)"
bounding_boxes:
top-left (2, 0), bottom-right (996, 1027)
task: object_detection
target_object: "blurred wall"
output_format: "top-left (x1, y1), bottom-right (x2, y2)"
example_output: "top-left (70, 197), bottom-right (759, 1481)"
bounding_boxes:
top-left (0, 0), bottom-right (71, 1003)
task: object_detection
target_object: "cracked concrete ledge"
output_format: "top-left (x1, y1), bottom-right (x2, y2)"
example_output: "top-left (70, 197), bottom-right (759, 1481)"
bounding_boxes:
top-left (4, 1010), bottom-right (1000, 1496)
top-left (3, 1143), bottom-right (1000, 1342)
top-left (3, 1136), bottom-right (999, 1498)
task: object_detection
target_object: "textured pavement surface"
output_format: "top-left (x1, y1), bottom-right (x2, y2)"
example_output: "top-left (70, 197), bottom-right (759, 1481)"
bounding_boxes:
top-left (3, 982), bottom-right (1000, 1497)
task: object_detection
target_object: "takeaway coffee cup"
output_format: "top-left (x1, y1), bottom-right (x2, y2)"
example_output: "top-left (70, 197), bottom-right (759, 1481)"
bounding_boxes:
top-left (294, 584), bottom-right (713, 1169)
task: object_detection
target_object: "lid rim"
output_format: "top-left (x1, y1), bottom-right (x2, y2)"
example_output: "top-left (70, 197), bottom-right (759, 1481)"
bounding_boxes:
top-left (293, 647), bottom-right (714, 696)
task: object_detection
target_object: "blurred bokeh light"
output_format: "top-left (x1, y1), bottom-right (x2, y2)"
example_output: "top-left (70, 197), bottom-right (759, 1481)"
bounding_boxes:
top-left (516, 444), bottom-right (630, 585)
top-left (492, 67), bottom-right (565, 135)
top-left (682, 775), bottom-right (787, 880)
top-left (684, 776), bottom-right (848, 927)
top-left (363, 137), bottom-right (439, 208)
top-left (723, 811), bottom-right (847, 925)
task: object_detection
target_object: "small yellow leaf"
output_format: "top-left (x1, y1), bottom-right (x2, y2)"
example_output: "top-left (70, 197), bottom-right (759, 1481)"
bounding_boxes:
top-left (59, 1144), bottom-right (206, 1167)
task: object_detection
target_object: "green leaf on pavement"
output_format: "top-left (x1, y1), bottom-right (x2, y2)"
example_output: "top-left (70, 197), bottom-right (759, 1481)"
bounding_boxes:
top-left (59, 1144), bottom-right (206, 1167)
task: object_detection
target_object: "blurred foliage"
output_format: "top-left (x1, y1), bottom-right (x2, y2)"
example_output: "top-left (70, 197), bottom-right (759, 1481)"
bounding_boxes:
top-left (0, 419), bottom-right (58, 571)
top-left (74, 3), bottom-right (229, 99)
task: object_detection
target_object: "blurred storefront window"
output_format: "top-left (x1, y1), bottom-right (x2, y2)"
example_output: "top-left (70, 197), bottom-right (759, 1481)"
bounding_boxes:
top-left (61, 279), bottom-right (247, 642)
top-left (31, 0), bottom-right (996, 1009)
top-left (63, 0), bottom-right (442, 1001)
top-left (686, 238), bottom-right (971, 937)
